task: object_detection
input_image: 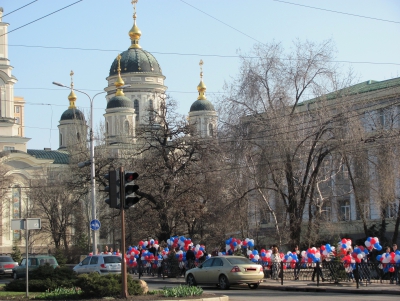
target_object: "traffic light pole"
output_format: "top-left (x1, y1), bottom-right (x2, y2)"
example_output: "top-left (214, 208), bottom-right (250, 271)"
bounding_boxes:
top-left (119, 167), bottom-right (128, 298)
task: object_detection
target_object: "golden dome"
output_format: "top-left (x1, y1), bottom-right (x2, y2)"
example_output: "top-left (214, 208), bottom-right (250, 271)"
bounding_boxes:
top-left (68, 70), bottom-right (77, 109)
top-left (129, 1), bottom-right (142, 49)
top-left (197, 60), bottom-right (207, 100)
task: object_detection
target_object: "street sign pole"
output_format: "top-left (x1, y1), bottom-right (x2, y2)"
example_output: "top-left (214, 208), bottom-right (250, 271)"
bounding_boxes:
top-left (11, 218), bottom-right (41, 298)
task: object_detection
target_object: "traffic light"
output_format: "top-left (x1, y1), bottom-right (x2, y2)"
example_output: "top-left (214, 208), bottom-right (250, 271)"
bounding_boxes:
top-left (104, 169), bottom-right (120, 208)
top-left (124, 171), bottom-right (140, 209)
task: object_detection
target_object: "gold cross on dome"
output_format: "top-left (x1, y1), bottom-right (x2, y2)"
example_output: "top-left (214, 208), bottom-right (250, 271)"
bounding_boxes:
top-left (132, 0), bottom-right (138, 13)
top-left (199, 59), bottom-right (204, 79)
top-left (70, 70), bottom-right (74, 89)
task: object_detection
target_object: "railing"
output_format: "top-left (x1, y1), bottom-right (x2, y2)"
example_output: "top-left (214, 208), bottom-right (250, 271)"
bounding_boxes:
top-left (261, 261), bottom-right (399, 288)
top-left (129, 258), bottom-right (203, 280)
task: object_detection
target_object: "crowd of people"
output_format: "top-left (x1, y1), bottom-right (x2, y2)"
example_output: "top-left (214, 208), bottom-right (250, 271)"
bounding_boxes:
top-left (96, 240), bottom-right (399, 284)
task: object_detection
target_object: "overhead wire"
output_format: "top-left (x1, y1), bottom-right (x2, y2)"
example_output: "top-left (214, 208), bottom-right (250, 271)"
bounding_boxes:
top-left (2, 0), bottom-right (38, 18)
top-left (272, 0), bottom-right (400, 25)
top-left (5, 44), bottom-right (400, 66)
top-left (1, 0), bottom-right (83, 37)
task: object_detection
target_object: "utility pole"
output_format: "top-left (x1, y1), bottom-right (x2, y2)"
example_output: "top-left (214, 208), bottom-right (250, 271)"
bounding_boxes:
top-left (119, 166), bottom-right (128, 298)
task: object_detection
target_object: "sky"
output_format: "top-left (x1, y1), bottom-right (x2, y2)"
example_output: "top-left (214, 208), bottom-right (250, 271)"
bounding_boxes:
top-left (1, 0), bottom-right (399, 150)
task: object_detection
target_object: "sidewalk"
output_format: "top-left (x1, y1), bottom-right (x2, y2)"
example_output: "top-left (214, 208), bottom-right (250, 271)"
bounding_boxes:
top-left (132, 274), bottom-right (400, 295)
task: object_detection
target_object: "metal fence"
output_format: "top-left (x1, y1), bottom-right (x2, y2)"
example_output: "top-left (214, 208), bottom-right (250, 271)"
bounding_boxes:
top-left (129, 258), bottom-right (399, 289)
top-left (130, 259), bottom-right (201, 280)
top-left (262, 262), bottom-right (399, 288)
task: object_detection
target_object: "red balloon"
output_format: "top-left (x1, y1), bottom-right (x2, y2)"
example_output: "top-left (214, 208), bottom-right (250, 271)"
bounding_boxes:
top-left (320, 245), bottom-right (326, 251)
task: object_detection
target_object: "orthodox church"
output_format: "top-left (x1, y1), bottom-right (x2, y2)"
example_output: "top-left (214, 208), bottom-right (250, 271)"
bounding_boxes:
top-left (0, 2), bottom-right (217, 253)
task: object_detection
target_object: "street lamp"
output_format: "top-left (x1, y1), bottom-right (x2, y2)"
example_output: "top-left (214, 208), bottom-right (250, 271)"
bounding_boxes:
top-left (52, 81), bottom-right (130, 255)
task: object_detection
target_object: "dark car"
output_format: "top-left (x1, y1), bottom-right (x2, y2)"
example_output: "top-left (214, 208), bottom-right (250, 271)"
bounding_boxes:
top-left (12, 255), bottom-right (58, 279)
top-left (0, 256), bottom-right (18, 277)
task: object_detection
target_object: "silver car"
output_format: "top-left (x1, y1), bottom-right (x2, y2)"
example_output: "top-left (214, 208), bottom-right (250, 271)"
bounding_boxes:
top-left (73, 255), bottom-right (121, 275)
top-left (185, 256), bottom-right (264, 289)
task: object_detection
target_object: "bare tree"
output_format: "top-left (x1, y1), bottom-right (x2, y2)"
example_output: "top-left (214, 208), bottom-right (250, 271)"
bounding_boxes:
top-left (218, 39), bottom-right (352, 247)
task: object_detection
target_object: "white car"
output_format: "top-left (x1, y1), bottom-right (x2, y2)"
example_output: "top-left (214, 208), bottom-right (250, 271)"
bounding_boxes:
top-left (73, 255), bottom-right (121, 275)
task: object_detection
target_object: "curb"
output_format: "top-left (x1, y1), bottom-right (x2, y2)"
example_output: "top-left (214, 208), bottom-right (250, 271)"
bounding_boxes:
top-left (259, 284), bottom-right (400, 295)
top-left (141, 278), bottom-right (400, 295)
top-left (149, 297), bottom-right (228, 301)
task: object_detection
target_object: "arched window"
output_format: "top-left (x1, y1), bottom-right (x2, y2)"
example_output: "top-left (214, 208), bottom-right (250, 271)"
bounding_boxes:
top-left (209, 123), bottom-right (214, 137)
top-left (77, 132), bottom-right (80, 141)
top-left (106, 121), bottom-right (109, 134)
top-left (149, 99), bottom-right (154, 122)
top-left (59, 133), bottom-right (63, 147)
top-left (134, 99), bottom-right (139, 122)
top-left (124, 120), bottom-right (130, 135)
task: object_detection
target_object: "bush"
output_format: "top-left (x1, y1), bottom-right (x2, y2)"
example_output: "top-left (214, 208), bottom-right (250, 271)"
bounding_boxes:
top-left (5, 279), bottom-right (57, 292)
top-left (5, 266), bottom-right (78, 292)
top-left (76, 273), bottom-right (144, 298)
top-left (36, 287), bottom-right (83, 300)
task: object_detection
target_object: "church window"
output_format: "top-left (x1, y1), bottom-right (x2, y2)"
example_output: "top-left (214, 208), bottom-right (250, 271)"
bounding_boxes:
top-left (134, 100), bottom-right (139, 122)
top-left (124, 120), bottom-right (130, 135)
top-left (59, 133), bottom-right (63, 147)
top-left (15, 106), bottom-right (20, 113)
top-left (77, 132), bottom-right (80, 141)
top-left (149, 99), bottom-right (154, 122)
top-left (209, 123), bottom-right (214, 137)
top-left (106, 121), bottom-right (109, 134)
top-left (15, 117), bottom-right (20, 124)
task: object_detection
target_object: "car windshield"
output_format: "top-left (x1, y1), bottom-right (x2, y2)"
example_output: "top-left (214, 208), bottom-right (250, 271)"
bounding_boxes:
top-left (226, 257), bottom-right (254, 265)
top-left (104, 256), bottom-right (121, 264)
top-left (0, 257), bottom-right (14, 262)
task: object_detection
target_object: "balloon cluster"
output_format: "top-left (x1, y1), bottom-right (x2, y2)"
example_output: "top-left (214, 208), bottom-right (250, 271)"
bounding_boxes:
top-left (351, 246), bottom-right (369, 263)
top-left (224, 237), bottom-right (255, 255)
top-left (283, 251), bottom-right (299, 268)
top-left (376, 250), bottom-right (400, 266)
top-left (259, 249), bottom-right (272, 263)
top-left (246, 249), bottom-right (261, 262)
top-left (320, 244), bottom-right (335, 257)
top-left (364, 237), bottom-right (382, 251)
top-left (339, 238), bottom-right (352, 255)
top-left (167, 236), bottom-right (193, 251)
top-left (138, 239), bottom-right (159, 249)
top-left (302, 247), bottom-right (321, 263)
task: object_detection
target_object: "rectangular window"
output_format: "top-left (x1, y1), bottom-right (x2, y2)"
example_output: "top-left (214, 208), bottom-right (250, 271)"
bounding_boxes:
top-left (339, 200), bottom-right (351, 221)
top-left (386, 202), bottom-right (398, 218)
top-left (356, 202), bottom-right (370, 220)
top-left (4, 146), bottom-right (15, 151)
top-left (321, 206), bottom-right (332, 221)
top-left (15, 117), bottom-right (20, 124)
top-left (15, 106), bottom-right (20, 113)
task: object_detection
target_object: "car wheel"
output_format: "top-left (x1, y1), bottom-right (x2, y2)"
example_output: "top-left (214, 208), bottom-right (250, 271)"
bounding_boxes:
top-left (248, 283), bottom-right (259, 289)
top-left (13, 272), bottom-right (18, 280)
top-left (219, 275), bottom-right (230, 290)
top-left (186, 274), bottom-right (197, 286)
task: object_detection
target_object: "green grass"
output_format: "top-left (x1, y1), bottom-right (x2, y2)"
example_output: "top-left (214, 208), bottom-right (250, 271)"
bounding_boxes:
top-left (162, 285), bottom-right (203, 298)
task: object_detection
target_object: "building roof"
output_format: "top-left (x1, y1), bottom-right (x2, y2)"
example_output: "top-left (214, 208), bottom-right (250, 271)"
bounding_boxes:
top-left (106, 95), bottom-right (133, 109)
top-left (190, 99), bottom-right (215, 112)
top-left (299, 77), bottom-right (400, 106)
top-left (109, 48), bottom-right (162, 76)
top-left (60, 108), bottom-right (85, 121)
top-left (27, 149), bottom-right (69, 164)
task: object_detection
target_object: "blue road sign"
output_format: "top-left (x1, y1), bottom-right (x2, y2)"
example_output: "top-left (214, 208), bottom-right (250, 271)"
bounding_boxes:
top-left (90, 219), bottom-right (101, 231)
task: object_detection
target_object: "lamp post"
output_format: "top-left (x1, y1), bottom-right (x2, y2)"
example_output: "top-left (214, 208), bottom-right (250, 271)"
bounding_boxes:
top-left (52, 82), bottom-right (130, 255)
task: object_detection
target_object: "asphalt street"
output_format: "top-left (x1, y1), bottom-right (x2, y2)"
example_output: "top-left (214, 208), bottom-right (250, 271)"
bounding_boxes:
top-left (147, 282), bottom-right (400, 301)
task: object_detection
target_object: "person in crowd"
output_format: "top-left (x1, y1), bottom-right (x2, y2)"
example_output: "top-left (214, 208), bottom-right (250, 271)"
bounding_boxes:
top-left (148, 243), bottom-right (157, 257)
top-left (109, 247), bottom-right (113, 254)
top-left (157, 246), bottom-right (164, 278)
top-left (344, 250), bottom-right (354, 282)
top-left (292, 245), bottom-right (301, 280)
top-left (137, 245), bottom-right (144, 277)
top-left (200, 247), bottom-right (208, 263)
top-left (186, 246), bottom-right (196, 269)
top-left (211, 247), bottom-right (219, 257)
top-left (103, 245), bottom-right (109, 254)
top-left (392, 244), bottom-right (398, 285)
top-left (271, 246), bottom-right (281, 280)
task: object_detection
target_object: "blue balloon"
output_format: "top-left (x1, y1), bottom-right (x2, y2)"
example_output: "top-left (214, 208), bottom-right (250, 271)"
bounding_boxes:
top-left (252, 250), bottom-right (258, 255)
top-left (248, 241), bottom-right (254, 247)
top-left (342, 243), bottom-right (347, 249)
top-left (376, 245), bottom-right (382, 251)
